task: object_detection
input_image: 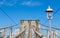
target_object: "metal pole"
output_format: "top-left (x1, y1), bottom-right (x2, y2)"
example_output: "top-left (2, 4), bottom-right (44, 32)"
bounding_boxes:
top-left (49, 20), bottom-right (52, 38)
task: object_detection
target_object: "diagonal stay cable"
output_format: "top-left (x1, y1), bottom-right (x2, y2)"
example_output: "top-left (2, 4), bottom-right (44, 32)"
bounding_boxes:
top-left (53, 8), bottom-right (60, 16)
top-left (0, 7), bottom-right (20, 30)
top-left (0, 8), bottom-right (16, 24)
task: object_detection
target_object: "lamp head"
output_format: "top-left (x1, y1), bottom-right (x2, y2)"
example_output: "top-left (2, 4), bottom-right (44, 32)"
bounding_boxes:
top-left (46, 6), bottom-right (53, 12)
top-left (46, 6), bottom-right (53, 20)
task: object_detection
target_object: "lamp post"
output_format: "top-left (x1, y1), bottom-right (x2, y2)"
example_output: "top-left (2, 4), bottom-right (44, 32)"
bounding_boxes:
top-left (46, 6), bottom-right (53, 38)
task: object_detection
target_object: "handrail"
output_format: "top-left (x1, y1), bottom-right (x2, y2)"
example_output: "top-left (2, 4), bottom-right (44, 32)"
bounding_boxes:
top-left (0, 23), bottom-right (19, 30)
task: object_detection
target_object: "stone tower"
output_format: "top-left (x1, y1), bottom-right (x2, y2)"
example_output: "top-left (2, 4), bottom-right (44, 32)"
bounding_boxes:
top-left (20, 20), bottom-right (40, 38)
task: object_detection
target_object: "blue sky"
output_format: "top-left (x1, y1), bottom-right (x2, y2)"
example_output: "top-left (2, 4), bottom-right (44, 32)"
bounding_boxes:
top-left (0, 0), bottom-right (60, 28)
top-left (0, 0), bottom-right (60, 37)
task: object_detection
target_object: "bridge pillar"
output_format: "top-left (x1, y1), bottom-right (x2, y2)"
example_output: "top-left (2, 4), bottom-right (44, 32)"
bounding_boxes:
top-left (53, 31), bottom-right (56, 38)
top-left (10, 27), bottom-right (12, 38)
top-left (2, 28), bottom-right (5, 38)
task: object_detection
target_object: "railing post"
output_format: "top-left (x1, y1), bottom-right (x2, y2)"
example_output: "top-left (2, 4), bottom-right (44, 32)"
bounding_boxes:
top-left (46, 30), bottom-right (49, 38)
top-left (10, 27), bottom-right (12, 38)
top-left (53, 31), bottom-right (56, 38)
top-left (2, 28), bottom-right (5, 38)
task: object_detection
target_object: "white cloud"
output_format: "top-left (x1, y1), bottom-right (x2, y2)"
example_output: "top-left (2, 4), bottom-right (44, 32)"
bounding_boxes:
top-left (0, 0), bottom-right (43, 7)
top-left (5, 0), bottom-right (17, 6)
top-left (12, 28), bottom-right (20, 36)
top-left (21, 1), bottom-right (43, 6)
top-left (0, 0), bottom-right (17, 6)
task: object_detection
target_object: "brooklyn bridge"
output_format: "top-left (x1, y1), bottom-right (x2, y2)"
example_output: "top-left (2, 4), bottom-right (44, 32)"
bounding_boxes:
top-left (0, 20), bottom-right (60, 38)
top-left (0, 1), bottom-right (60, 38)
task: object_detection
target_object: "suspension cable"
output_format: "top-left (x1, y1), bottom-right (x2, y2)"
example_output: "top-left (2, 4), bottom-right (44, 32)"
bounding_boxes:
top-left (0, 23), bottom-right (19, 30)
top-left (40, 24), bottom-right (60, 30)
